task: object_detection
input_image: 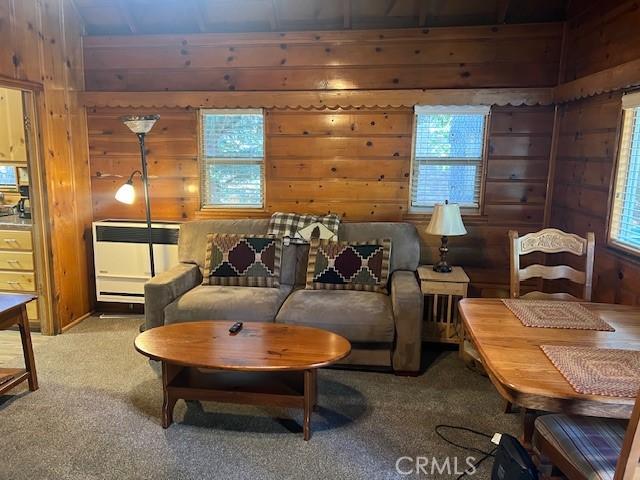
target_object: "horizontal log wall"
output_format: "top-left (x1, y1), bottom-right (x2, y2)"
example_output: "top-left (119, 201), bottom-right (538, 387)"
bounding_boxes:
top-left (84, 24), bottom-right (561, 296)
top-left (89, 104), bottom-right (554, 296)
top-left (547, 1), bottom-right (640, 305)
top-left (563, 0), bottom-right (640, 82)
top-left (550, 92), bottom-right (640, 305)
top-left (83, 24), bottom-right (562, 91)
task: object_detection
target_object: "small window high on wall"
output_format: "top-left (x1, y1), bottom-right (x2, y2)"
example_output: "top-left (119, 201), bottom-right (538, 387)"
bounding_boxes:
top-left (609, 92), bottom-right (640, 255)
top-left (410, 105), bottom-right (489, 212)
top-left (199, 109), bottom-right (265, 208)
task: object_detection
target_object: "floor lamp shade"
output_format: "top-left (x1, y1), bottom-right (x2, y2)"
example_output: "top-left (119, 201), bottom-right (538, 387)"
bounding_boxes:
top-left (121, 114), bottom-right (160, 135)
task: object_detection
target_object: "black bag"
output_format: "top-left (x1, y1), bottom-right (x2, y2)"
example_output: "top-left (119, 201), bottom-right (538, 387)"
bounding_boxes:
top-left (491, 434), bottom-right (537, 480)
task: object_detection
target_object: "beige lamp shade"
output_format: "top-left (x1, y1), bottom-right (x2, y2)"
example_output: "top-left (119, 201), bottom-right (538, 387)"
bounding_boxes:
top-left (425, 203), bottom-right (467, 236)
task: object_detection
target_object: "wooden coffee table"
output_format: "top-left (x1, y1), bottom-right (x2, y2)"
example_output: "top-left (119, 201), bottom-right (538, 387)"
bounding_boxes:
top-left (134, 321), bottom-right (351, 440)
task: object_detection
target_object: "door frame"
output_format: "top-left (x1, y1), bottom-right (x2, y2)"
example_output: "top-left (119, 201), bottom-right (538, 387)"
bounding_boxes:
top-left (0, 77), bottom-right (57, 335)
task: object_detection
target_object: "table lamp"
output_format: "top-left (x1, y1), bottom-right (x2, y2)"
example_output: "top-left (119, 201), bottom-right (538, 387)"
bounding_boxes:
top-left (425, 201), bottom-right (467, 273)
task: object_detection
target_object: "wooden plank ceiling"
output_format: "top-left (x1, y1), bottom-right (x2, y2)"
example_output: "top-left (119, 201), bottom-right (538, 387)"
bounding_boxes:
top-left (72, 0), bottom-right (568, 35)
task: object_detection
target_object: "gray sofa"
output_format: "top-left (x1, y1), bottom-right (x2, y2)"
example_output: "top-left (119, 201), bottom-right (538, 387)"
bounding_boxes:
top-left (144, 219), bottom-right (424, 373)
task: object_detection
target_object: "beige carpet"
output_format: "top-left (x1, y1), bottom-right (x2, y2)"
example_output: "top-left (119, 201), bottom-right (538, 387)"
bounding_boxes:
top-left (0, 316), bottom-right (520, 479)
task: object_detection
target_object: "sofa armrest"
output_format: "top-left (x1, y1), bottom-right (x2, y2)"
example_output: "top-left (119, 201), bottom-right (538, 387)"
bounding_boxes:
top-left (144, 263), bottom-right (201, 330)
top-left (391, 270), bottom-right (424, 373)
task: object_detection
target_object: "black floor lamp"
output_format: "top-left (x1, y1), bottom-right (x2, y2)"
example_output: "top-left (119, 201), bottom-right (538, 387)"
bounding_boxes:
top-left (115, 114), bottom-right (160, 279)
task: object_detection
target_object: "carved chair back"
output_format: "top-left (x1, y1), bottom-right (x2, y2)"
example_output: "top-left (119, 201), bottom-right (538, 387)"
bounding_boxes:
top-left (509, 228), bottom-right (595, 301)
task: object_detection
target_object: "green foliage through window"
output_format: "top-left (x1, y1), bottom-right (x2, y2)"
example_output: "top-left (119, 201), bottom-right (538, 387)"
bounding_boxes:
top-left (201, 111), bottom-right (264, 208)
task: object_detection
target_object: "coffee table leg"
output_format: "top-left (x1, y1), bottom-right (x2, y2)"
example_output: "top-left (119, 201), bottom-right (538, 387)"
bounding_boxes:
top-left (161, 362), bottom-right (181, 429)
top-left (311, 369), bottom-right (318, 412)
top-left (18, 306), bottom-right (37, 391)
top-left (303, 369), bottom-right (313, 441)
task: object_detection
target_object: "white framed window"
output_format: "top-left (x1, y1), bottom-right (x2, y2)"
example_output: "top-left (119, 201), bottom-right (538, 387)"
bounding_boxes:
top-left (609, 92), bottom-right (640, 255)
top-left (410, 105), bottom-right (489, 211)
top-left (0, 166), bottom-right (17, 188)
top-left (199, 109), bottom-right (264, 208)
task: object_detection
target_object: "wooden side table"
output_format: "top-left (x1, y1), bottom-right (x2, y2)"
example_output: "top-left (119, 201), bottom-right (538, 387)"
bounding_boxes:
top-left (418, 265), bottom-right (469, 344)
top-left (0, 293), bottom-right (38, 395)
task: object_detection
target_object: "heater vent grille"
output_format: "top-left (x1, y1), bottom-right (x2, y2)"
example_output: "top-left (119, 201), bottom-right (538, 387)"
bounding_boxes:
top-left (95, 226), bottom-right (179, 245)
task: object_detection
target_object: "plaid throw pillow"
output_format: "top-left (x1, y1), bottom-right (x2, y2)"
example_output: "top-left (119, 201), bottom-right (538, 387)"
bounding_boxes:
top-left (267, 212), bottom-right (340, 245)
top-left (202, 234), bottom-right (282, 287)
top-left (305, 238), bottom-right (392, 293)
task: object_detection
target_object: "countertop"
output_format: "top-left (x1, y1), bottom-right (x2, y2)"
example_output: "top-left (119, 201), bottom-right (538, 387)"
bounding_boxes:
top-left (0, 214), bottom-right (32, 230)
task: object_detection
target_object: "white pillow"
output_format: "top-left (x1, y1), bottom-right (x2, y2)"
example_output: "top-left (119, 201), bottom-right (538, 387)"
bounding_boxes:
top-left (294, 222), bottom-right (337, 242)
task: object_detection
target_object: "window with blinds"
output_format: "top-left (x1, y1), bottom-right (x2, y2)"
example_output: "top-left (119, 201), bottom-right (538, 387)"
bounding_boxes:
top-left (609, 92), bottom-right (640, 255)
top-left (410, 105), bottom-right (489, 211)
top-left (200, 109), bottom-right (264, 208)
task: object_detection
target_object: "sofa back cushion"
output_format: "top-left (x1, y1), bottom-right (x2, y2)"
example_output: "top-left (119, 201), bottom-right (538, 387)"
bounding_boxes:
top-left (179, 219), bottom-right (297, 286)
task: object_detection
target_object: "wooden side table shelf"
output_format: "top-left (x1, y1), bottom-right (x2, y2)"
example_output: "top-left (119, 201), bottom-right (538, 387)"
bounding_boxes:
top-left (0, 293), bottom-right (38, 395)
top-left (418, 265), bottom-right (469, 344)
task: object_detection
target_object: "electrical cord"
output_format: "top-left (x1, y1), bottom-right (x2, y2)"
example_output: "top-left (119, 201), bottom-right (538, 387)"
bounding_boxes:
top-left (434, 424), bottom-right (498, 479)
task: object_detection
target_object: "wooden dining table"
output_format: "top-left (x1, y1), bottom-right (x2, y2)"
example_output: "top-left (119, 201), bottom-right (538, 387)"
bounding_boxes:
top-left (458, 298), bottom-right (640, 441)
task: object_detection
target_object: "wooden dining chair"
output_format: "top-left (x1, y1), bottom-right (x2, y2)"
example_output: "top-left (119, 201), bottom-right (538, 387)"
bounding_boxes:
top-left (533, 391), bottom-right (640, 480)
top-left (509, 228), bottom-right (595, 301)
top-left (504, 228), bottom-right (596, 414)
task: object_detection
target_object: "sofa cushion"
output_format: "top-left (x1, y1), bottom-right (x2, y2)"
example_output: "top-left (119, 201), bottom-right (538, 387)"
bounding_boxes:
top-left (202, 234), bottom-right (282, 287)
top-left (275, 289), bottom-right (395, 342)
top-left (164, 284), bottom-right (292, 324)
top-left (305, 238), bottom-right (392, 293)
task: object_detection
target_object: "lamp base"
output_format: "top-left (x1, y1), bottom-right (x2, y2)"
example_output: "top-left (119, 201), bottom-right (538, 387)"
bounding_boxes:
top-left (433, 261), bottom-right (453, 273)
top-left (433, 235), bottom-right (453, 273)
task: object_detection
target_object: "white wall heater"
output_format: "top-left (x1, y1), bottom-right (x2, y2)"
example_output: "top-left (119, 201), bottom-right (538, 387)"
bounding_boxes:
top-left (93, 220), bottom-right (181, 303)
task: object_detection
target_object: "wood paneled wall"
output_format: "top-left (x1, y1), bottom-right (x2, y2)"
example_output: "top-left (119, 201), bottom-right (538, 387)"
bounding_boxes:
top-left (88, 104), bottom-right (554, 295)
top-left (563, 0), bottom-right (640, 82)
top-left (548, 0), bottom-right (640, 305)
top-left (82, 24), bottom-right (562, 91)
top-left (0, 0), bottom-right (93, 330)
top-left (550, 92), bottom-right (640, 304)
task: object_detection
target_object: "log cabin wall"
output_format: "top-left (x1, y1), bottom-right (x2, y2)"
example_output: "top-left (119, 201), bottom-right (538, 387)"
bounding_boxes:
top-left (87, 102), bottom-right (554, 296)
top-left (83, 23), bottom-right (562, 296)
top-left (82, 24), bottom-right (562, 91)
top-left (85, 24), bottom-right (561, 296)
top-left (549, 0), bottom-right (640, 304)
top-left (0, 0), bottom-right (93, 330)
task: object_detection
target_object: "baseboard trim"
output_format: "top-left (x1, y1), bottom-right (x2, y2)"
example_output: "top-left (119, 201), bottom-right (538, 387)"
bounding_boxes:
top-left (61, 311), bottom-right (94, 333)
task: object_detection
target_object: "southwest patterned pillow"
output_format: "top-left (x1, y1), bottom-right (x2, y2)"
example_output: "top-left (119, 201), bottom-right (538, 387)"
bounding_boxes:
top-left (305, 239), bottom-right (392, 293)
top-left (202, 234), bottom-right (282, 287)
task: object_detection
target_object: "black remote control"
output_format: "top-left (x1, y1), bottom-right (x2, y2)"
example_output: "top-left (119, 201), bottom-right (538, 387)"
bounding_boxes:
top-left (229, 322), bottom-right (243, 334)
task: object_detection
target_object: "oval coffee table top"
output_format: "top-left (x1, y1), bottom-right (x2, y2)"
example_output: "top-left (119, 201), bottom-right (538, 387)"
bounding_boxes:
top-left (135, 321), bottom-right (352, 371)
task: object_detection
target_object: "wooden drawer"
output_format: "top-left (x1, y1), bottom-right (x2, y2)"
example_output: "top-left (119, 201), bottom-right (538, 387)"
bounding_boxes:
top-left (421, 280), bottom-right (468, 297)
top-left (0, 230), bottom-right (32, 251)
top-left (26, 300), bottom-right (38, 321)
top-left (0, 271), bottom-right (35, 292)
top-left (0, 251), bottom-right (33, 270)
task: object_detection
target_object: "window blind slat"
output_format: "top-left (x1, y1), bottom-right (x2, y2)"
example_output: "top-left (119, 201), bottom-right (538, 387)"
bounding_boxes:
top-left (200, 110), bottom-right (265, 208)
top-left (410, 110), bottom-right (487, 209)
top-left (609, 107), bottom-right (640, 253)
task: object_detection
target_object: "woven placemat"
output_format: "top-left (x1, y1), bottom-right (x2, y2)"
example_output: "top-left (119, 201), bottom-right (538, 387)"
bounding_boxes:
top-left (541, 345), bottom-right (640, 398)
top-left (502, 299), bottom-right (615, 331)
